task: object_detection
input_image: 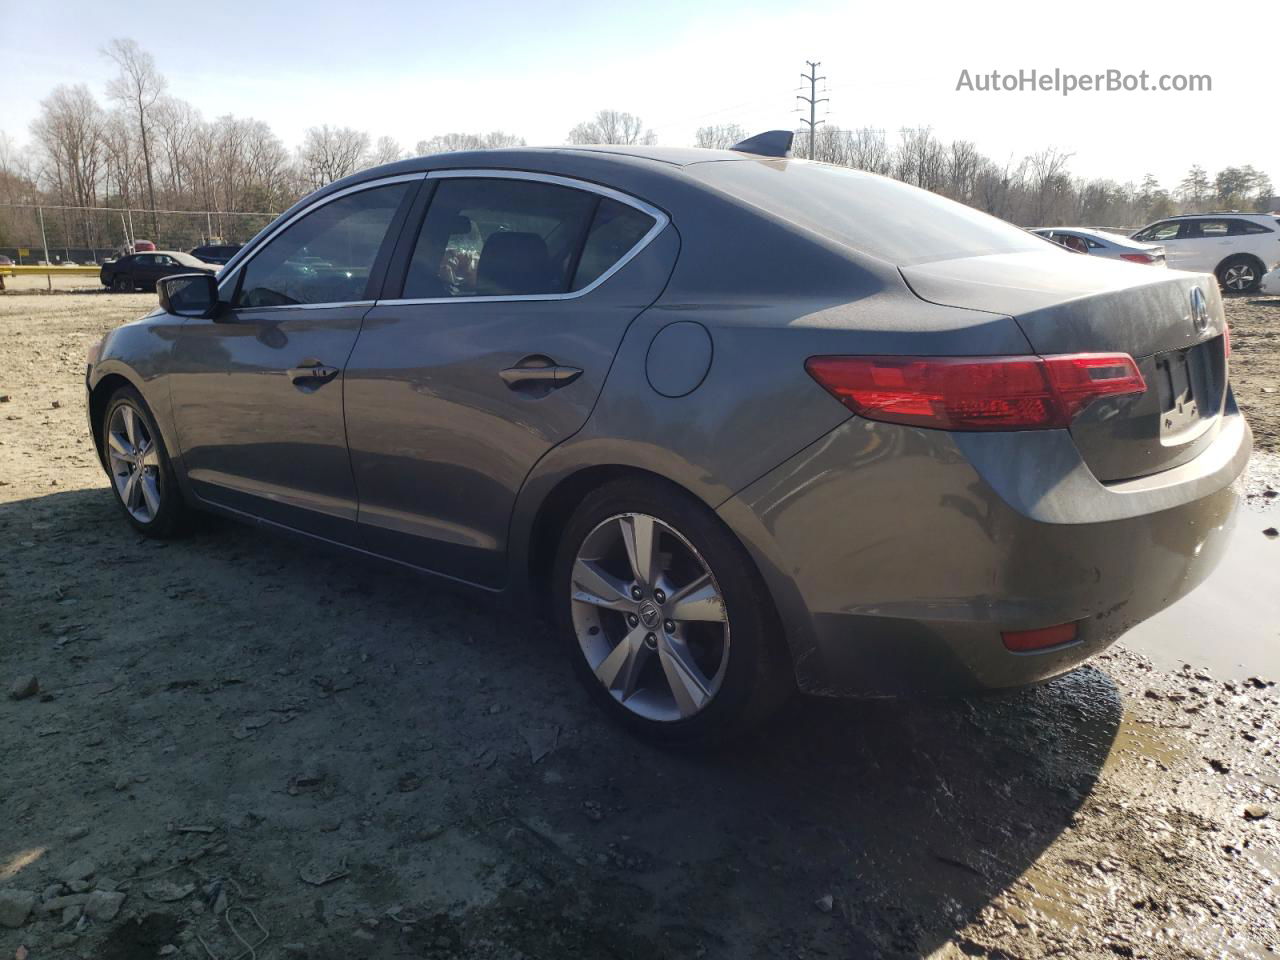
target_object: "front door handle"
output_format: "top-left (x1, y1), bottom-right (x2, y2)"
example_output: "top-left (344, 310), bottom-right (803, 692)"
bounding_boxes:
top-left (288, 361), bottom-right (340, 386)
top-left (499, 358), bottom-right (583, 388)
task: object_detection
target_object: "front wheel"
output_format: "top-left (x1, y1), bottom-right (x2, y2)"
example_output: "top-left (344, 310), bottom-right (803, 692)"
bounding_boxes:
top-left (101, 386), bottom-right (190, 537)
top-left (1217, 256), bottom-right (1263, 294)
top-left (554, 477), bottom-right (793, 744)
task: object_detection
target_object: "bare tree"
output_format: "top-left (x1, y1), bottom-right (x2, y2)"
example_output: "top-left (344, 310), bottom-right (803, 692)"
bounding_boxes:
top-left (414, 131), bottom-right (526, 155)
top-left (297, 125), bottom-right (369, 190)
top-left (30, 85), bottom-right (106, 246)
top-left (1026, 148), bottom-right (1074, 224)
top-left (103, 38), bottom-right (165, 235)
top-left (369, 136), bottom-right (404, 166)
top-left (846, 127), bottom-right (892, 175)
top-left (944, 140), bottom-right (981, 203)
top-left (567, 110), bottom-right (654, 146)
top-left (153, 96), bottom-right (199, 197)
top-left (694, 123), bottom-right (746, 150)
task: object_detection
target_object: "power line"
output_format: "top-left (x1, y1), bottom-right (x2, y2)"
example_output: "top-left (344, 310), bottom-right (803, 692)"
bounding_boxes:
top-left (796, 60), bottom-right (828, 159)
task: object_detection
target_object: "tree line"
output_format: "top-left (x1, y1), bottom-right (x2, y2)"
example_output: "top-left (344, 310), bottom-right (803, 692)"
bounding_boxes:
top-left (1, 38), bottom-right (1273, 257)
top-left (696, 122), bottom-right (1274, 229)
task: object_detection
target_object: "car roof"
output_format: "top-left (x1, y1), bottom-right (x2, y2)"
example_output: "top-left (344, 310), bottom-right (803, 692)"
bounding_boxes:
top-left (1163, 212), bottom-right (1274, 220)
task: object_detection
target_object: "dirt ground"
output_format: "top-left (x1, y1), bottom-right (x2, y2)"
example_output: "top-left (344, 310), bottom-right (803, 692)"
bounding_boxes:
top-left (1, 284), bottom-right (1278, 960)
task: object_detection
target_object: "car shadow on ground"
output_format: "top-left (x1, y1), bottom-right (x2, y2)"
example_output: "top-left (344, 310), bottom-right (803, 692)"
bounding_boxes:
top-left (1, 487), bottom-right (1121, 958)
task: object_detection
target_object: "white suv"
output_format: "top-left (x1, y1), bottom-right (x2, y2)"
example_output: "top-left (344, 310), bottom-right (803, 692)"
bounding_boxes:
top-left (1131, 213), bottom-right (1280, 293)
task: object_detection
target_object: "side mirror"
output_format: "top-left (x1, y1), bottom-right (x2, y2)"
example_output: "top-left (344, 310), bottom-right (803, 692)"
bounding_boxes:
top-left (158, 272), bottom-right (220, 318)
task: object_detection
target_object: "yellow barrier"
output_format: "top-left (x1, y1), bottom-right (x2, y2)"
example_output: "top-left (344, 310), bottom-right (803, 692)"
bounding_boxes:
top-left (0, 265), bottom-right (101, 276)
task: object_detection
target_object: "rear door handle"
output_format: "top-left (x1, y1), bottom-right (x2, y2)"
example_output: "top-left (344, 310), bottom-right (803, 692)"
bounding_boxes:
top-left (288, 361), bottom-right (340, 385)
top-left (499, 360), bottom-right (582, 388)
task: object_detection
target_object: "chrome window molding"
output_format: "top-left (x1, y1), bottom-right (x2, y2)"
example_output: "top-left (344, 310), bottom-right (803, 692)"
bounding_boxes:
top-left (377, 168), bottom-right (670, 306)
top-left (215, 172), bottom-right (427, 300)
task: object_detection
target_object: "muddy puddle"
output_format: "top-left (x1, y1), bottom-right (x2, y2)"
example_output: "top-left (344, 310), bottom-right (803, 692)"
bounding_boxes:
top-left (1122, 504), bottom-right (1279, 680)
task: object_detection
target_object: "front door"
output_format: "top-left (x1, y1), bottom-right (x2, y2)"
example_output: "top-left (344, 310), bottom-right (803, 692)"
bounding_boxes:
top-left (168, 178), bottom-right (416, 541)
top-left (344, 172), bottom-right (677, 586)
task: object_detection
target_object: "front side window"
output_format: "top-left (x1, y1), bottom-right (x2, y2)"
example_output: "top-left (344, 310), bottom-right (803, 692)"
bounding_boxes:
top-left (403, 178), bottom-right (650, 299)
top-left (235, 182), bottom-right (409, 308)
top-left (1137, 221), bottom-right (1181, 242)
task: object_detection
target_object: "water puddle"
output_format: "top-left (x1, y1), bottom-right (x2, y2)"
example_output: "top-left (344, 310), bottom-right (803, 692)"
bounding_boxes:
top-left (1122, 505), bottom-right (1279, 680)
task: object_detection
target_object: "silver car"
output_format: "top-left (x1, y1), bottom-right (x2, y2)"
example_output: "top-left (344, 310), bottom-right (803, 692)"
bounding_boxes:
top-left (86, 135), bottom-right (1249, 742)
top-left (1033, 227), bottom-right (1166, 265)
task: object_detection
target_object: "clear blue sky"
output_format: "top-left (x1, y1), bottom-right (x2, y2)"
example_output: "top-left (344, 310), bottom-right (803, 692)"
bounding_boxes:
top-left (2, 0), bottom-right (1274, 191)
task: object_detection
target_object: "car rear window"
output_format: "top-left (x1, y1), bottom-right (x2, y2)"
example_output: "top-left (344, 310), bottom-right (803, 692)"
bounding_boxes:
top-left (689, 160), bottom-right (1045, 266)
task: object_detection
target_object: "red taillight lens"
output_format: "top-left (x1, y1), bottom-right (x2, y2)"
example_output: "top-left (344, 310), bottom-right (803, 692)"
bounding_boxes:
top-left (1119, 253), bottom-right (1157, 265)
top-left (1002, 622), bottom-right (1079, 652)
top-left (805, 353), bottom-right (1146, 431)
top-left (1223, 321), bottom-right (1231, 358)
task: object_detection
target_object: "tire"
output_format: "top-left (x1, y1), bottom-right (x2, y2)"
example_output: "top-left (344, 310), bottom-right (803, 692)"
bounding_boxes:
top-left (100, 385), bottom-right (190, 538)
top-left (1216, 256), bottom-right (1263, 294)
top-left (111, 275), bottom-right (131, 293)
top-left (553, 476), bottom-right (793, 744)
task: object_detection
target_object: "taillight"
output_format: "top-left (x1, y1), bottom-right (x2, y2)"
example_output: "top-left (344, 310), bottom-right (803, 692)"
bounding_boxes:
top-left (805, 353), bottom-right (1147, 431)
top-left (1223, 321), bottom-right (1231, 358)
top-left (1119, 253), bottom-right (1157, 265)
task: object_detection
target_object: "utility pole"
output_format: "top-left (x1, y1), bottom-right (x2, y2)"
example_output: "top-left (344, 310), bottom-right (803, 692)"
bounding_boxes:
top-left (797, 60), bottom-right (828, 160)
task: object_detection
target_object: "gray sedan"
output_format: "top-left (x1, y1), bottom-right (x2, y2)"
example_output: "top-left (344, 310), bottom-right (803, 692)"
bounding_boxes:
top-left (1033, 226), bottom-right (1167, 265)
top-left (86, 135), bottom-right (1249, 742)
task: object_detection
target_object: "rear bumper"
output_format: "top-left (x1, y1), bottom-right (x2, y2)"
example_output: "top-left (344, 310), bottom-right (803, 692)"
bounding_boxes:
top-left (718, 403), bottom-right (1251, 697)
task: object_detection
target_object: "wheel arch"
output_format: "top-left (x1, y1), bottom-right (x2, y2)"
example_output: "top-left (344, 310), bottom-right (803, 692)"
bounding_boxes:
top-left (1215, 252), bottom-right (1265, 287)
top-left (516, 461), bottom-right (797, 678)
top-left (522, 463), bottom-right (672, 616)
top-left (88, 372), bottom-right (138, 467)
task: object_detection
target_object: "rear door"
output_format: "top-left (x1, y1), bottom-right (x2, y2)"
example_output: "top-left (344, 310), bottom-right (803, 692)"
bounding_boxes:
top-left (168, 176), bottom-right (418, 541)
top-left (345, 171), bottom-right (677, 586)
top-left (1179, 218), bottom-right (1234, 272)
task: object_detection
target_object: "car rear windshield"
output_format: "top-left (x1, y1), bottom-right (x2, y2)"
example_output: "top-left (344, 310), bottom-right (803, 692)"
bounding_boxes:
top-left (690, 160), bottom-right (1046, 266)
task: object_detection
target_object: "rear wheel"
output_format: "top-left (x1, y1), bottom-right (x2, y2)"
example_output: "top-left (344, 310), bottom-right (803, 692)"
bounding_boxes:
top-left (111, 275), bottom-right (131, 293)
top-left (554, 477), bottom-right (792, 744)
top-left (101, 386), bottom-right (189, 537)
top-left (1217, 256), bottom-right (1263, 294)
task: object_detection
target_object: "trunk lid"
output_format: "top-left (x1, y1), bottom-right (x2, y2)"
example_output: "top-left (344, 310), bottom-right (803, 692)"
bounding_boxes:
top-left (901, 251), bottom-right (1229, 482)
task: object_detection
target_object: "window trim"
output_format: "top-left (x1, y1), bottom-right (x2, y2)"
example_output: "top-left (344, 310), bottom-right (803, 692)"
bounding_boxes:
top-left (215, 172), bottom-right (427, 311)
top-left (380, 169), bottom-right (670, 306)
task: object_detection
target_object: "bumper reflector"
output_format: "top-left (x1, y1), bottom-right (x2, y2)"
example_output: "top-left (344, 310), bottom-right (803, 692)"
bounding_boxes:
top-left (1001, 622), bottom-right (1079, 653)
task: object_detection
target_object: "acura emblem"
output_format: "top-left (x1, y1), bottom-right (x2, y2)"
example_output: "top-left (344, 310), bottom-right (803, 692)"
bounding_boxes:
top-left (1189, 287), bottom-right (1209, 333)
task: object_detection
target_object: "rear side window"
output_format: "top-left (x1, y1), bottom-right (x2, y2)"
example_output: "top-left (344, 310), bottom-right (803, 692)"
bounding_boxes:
top-left (571, 198), bottom-right (655, 290)
top-left (688, 161), bottom-right (1046, 266)
top-left (403, 178), bottom-right (602, 298)
top-left (234, 182), bottom-right (409, 307)
top-left (1195, 220), bottom-right (1230, 237)
top-left (1234, 220), bottom-right (1273, 235)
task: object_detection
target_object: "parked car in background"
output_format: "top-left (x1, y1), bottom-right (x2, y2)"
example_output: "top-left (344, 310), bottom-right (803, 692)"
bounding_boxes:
top-left (1261, 267), bottom-right (1280, 295)
top-left (100, 251), bottom-right (216, 292)
top-left (1033, 227), bottom-right (1166, 265)
top-left (1131, 213), bottom-right (1280, 292)
top-left (85, 137), bottom-right (1249, 742)
top-left (189, 244), bottom-right (243, 265)
top-left (132, 240), bottom-right (157, 253)
top-left (0, 255), bottom-right (13, 267)
top-left (61, 259), bottom-right (79, 266)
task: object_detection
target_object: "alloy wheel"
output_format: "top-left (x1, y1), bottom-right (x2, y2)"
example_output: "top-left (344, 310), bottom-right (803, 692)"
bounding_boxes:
top-left (569, 513), bottom-right (730, 722)
top-left (106, 404), bottom-right (161, 523)
top-left (1222, 263), bottom-right (1256, 292)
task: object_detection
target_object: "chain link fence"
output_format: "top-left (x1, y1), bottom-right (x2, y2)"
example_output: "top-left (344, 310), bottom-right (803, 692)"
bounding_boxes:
top-left (0, 202), bottom-right (279, 264)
